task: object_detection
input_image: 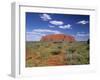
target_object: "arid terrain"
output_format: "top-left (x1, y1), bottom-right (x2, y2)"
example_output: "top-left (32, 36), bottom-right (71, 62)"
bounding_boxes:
top-left (26, 40), bottom-right (89, 67)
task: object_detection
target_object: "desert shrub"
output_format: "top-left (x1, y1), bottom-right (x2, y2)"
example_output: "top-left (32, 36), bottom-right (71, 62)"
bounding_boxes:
top-left (67, 47), bottom-right (76, 54)
top-left (40, 51), bottom-right (50, 59)
top-left (66, 54), bottom-right (73, 61)
top-left (66, 53), bottom-right (83, 65)
top-left (26, 59), bottom-right (33, 67)
top-left (86, 45), bottom-right (89, 50)
top-left (51, 51), bottom-right (61, 55)
top-left (57, 46), bottom-right (62, 49)
top-left (70, 48), bottom-right (75, 53)
top-left (42, 42), bottom-right (54, 48)
top-left (34, 43), bottom-right (41, 48)
top-left (72, 53), bottom-right (83, 64)
top-left (51, 49), bottom-right (61, 55)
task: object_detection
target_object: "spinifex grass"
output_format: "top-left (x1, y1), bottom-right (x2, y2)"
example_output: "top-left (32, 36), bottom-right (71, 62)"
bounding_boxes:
top-left (26, 41), bottom-right (89, 67)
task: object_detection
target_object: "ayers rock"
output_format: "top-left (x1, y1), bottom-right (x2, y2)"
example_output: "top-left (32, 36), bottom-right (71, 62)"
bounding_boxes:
top-left (41, 34), bottom-right (75, 42)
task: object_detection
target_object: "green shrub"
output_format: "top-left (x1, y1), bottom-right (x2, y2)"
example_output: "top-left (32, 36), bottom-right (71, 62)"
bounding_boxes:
top-left (51, 50), bottom-right (61, 55)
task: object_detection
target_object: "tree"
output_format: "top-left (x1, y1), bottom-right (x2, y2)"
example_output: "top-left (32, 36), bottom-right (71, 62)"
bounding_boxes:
top-left (87, 39), bottom-right (89, 44)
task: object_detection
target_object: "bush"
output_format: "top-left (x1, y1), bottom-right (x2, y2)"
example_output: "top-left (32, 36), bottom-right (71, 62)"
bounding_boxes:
top-left (51, 49), bottom-right (61, 55)
top-left (67, 47), bottom-right (76, 54)
top-left (57, 46), bottom-right (62, 49)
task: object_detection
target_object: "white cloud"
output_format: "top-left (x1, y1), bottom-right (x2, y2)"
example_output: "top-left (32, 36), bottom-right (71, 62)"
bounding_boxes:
top-left (27, 31), bottom-right (46, 36)
top-left (33, 29), bottom-right (62, 34)
top-left (40, 13), bottom-right (52, 21)
top-left (75, 32), bottom-right (89, 41)
top-left (76, 32), bottom-right (89, 37)
top-left (49, 20), bottom-right (72, 29)
top-left (26, 31), bottom-right (46, 41)
top-left (49, 20), bottom-right (64, 25)
top-left (77, 20), bottom-right (89, 24)
top-left (26, 29), bottom-right (62, 41)
top-left (59, 24), bottom-right (72, 29)
top-left (26, 34), bottom-right (41, 41)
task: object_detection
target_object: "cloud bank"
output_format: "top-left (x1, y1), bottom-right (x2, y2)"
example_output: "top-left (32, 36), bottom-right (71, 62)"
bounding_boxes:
top-left (26, 29), bottom-right (62, 41)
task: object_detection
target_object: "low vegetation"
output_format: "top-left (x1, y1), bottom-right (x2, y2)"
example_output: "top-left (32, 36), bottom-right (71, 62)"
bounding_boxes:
top-left (26, 41), bottom-right (89, 67)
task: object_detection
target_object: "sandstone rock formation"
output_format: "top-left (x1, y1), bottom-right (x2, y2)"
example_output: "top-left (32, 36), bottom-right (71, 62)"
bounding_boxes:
top-left (41, 34), bottom-right (75, 42)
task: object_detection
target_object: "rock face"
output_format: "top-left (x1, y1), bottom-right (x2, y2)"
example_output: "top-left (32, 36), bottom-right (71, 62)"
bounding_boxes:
top-left (41, 34), bottom-right (75, 42)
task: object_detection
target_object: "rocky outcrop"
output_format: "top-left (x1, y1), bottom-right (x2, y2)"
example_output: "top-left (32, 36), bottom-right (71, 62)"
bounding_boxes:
top-left (41, 34), bottom-right (75, 42)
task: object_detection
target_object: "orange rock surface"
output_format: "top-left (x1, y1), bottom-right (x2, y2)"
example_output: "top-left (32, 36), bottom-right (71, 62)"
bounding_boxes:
top-left (41, 34), bottom-right (75, 42)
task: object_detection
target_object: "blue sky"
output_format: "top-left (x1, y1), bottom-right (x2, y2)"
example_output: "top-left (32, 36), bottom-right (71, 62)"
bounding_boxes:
top-left (26, 12), bottom-right (89, 41)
